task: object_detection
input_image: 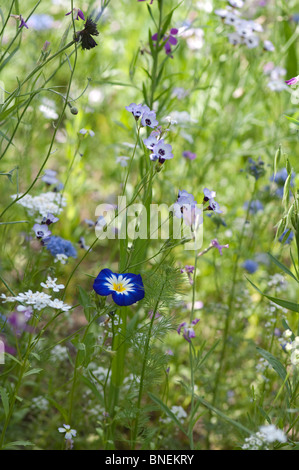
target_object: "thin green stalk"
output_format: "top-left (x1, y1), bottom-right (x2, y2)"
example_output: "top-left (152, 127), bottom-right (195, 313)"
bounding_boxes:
top-left (0, 41), bottom-right (78, 219)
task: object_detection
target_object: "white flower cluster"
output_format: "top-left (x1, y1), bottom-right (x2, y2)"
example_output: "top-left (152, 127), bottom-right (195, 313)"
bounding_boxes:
top-left (215, 4), bottom-right (274, 50)
top-left (31, 396), bottom-right (49, 411)
top-left (11, 191), bottom-right (66, 218)
top-left (41, 276), bottom-right (65, 292)
top-left (160, 405), bottom-right (187, 424)
top-left (242, 424), bottom-right (287, 450)
top-left (281, 330), bottom-right (299, 367)
top-left (49, 344), bottom-right (69, 362)
top-left (263, 62), bottom-right (288, 92)
top-left (1, 277), bottom-right (71, 312)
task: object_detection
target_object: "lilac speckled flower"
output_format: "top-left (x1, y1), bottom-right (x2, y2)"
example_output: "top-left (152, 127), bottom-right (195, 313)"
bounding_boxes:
top-left (33, 223), bottom-right (52, 241)
top-left (150, 139), bottom-right (173, 162)
top-left (42, 213), bottom-right (59, 225)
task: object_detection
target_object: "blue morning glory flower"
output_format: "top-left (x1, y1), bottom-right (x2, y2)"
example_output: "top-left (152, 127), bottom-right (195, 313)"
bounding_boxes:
top-left (46, 236), bottom-right (77, 258)
top-left (93, 269), bottom-right (145, 306)
top-left (242, 260), bottom-right (259, 274)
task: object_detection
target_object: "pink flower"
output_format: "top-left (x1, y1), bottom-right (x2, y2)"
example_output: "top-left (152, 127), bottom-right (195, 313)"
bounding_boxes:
top-left (285, 75), bottom-right (299, 86)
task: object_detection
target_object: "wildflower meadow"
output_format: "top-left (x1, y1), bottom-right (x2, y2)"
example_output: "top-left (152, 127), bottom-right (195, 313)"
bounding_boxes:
top-left (0, 0), bottom-right (298, 453)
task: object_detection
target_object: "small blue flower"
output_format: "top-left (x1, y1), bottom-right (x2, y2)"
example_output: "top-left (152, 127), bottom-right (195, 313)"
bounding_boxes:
top-left (244, 200), bottom-right (264, 214)
top-left (93, 269), bottom-right (145, 307)
top-left (270, 168), bottom-right (295, 198)
top-left (46, 236), bottom-right (77, 258)
top-left (242, 259), bottom-right (259, 274)
top-left (278, 230), bottom-right (294, 245)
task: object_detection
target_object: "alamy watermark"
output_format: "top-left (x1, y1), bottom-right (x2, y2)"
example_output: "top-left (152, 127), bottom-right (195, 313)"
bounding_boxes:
top-left (94, 196), bottom-right (204, 251)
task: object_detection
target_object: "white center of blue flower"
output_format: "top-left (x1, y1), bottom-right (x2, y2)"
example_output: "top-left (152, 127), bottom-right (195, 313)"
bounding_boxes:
top-left (104, 274), bottom-right (135, 295)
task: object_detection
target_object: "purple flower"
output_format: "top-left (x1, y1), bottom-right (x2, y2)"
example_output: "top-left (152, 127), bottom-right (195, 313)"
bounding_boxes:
top-left (10, 14), bottom-right (29, 29)
top-left (152, 28), bottom-right (179, 58)
top-left (181, 265), bottom-right (195, 285)
top-left (65, 7), bottom-right (85, 21)
top-left (148, 310), bottom-right (161, 319)
top-left (177, 319), bottom-right (200, 342)
top-left (182, 151), bottom-right (196, 160)
top-left (285, 75), bottom-right (299, 86)
top-left (19, 15), bottom-right (29, 28)
top-left (210, 239), bottom-right (229, 255)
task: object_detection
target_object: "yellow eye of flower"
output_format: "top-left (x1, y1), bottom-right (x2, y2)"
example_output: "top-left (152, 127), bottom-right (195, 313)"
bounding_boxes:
top-left (113, 282), bottom-right (126, 293)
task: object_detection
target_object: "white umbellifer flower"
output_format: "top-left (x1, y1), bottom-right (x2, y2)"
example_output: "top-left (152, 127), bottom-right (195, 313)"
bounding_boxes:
top-left (40, 276), bottom-right (65, 292)
top-left (242, 431), bottom-right (268, 450)
top-left (291, 349), bottom-right (299, 366)
top-left (50, 344), bottom-right (69, 362)
top-left (259, 425), bottom-right (287, 443)
top-left (58, 424), bottom-right (77, 440)
top-left (283, 329), bottom-right (293, 339)
top-left (11, 191), bottom-right (66, 218)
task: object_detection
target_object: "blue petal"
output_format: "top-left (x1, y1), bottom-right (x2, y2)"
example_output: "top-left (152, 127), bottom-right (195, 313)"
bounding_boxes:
top-left (93, 268), bottom-right (114, 296)
top-left (112, 273), bottom-right (145, 306)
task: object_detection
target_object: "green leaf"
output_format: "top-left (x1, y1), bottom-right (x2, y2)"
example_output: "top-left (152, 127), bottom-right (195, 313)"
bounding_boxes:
top-left (284, 115), bottom-right (299, 126)
top-left (256, 347), bottom-right (291, 397)
top-left (246, 277), bottom-right (299, 313)
top-left (2, 440), bottom-right (34, 449)
top-left (0, 386), bottom-right (9, 418)
top-left (194, 396), bottom-right (252, 435)
top-left (23, 368), bottom-right (43, 377)
top-left (148, 392), bottom-right (187, 436)
top-left (267, 252), bottom-right (298, 282)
